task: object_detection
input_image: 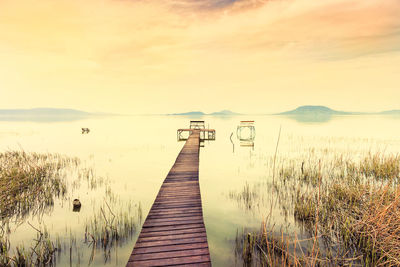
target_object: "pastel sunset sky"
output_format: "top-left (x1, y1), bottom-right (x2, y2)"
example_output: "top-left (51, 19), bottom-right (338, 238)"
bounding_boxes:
top-left (1, 0), bottom-right (399, 114)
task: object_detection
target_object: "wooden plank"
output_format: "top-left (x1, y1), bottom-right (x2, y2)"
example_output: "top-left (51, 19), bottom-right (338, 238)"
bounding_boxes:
top-left (134, 237), bottom-right (208, 249)
top-left (142, 216), bottom-right (205, 224)
top-left (138, 228), bottom-right (206, 238)
top-left (139, 223), bottom-right (205, 233)
top-left (127, 130), bottom-right (211, 266)
top-left (142, 219), bottom-right (205, 228)
top-left (148, 204), bottom-right (202, 210)
top-left (128, 254), bottom-right (211, 266)
top-left (132, 242), bottom-right (209, 255)
top-left (141, 227), bottom-right (206, 238)
top-left (146, 213), bottom-right (203, 220)
top-left (130, 248), bottom-right (210, 261)
top-left (137, 232), bottom-right (206, 242)
top-left (147, 207), bottom-right (203, 214)
top-left (172, 263), bottom-right (211, 267)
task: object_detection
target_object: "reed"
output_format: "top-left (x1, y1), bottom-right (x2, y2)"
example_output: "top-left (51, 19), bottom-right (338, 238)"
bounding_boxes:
top-left (235, 152), bottom-right (400, 266)
top-left (0, 151), bottom-right (78, 220)
top-left (0, 151), bottom-right (142, 266)
top-left (228, 182), bottom-right (259, 211)
top-left (0, 223), bottom-right (59, 267)
top-left (84, 201), bottom-right (140, 251)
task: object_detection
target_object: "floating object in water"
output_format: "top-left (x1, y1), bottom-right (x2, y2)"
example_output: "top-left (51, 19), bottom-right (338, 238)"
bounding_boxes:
top-left (73, 199), bottom-right (81, 212)
top-left (81, 128), bottom-right (90, 134)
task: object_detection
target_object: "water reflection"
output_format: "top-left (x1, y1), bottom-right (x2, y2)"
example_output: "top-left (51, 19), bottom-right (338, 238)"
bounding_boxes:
top-left (230, 132), bottom-right (235, 152)
top-left (1, 115), bottom-right (400, 266)
top-left (281, 114), bottom-right (333, 124)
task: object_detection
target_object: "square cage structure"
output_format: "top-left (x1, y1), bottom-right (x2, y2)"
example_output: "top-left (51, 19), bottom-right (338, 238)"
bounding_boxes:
top-left (237, 121), bottom-right (256, 141)
top-left (177, 121), bottom-right (215, 142)
top-left (190, 121), bottom-right (205, 130)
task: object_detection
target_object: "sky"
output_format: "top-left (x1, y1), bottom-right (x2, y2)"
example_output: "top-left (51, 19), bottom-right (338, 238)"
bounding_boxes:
top-left (0, 0), bottom-right (399, 114)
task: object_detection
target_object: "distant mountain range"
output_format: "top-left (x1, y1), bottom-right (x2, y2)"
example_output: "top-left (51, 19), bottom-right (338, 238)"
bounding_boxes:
top-left (0, 108), bottom-right (90, 116)
top-left (170, 110), bottom-right (241, 116)
top-left (273, 105), bottom-right (400, 123)
top-left (277, 105), bottom-right (400, 115)
top-left (277, 106), bottom-right (350, 115)
top-left (2, 107), bottom-right (399, 120)
top-left (379, 110), bottom-right (400, 115)
top-left (0, 108), bottom-right (99, 122)
top-left (170, 106), bottom-right (400, 117)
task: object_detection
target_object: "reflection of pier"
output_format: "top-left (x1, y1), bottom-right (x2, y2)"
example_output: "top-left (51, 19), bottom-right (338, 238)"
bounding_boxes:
top-left (177, 121), bottom-right (216, 143)
top-left (128, 129), bottom-right (212, 266)
top-left (239, 140), bottom-right (254, 147)
top-left (237, 121), bottom-right (255, 148)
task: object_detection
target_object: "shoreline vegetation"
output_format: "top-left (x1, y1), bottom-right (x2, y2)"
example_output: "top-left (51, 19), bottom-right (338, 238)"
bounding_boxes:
top-left (234, 152), bottom-right (400, 266)
top-left (0, 151), bottom-right (75, 220)
top-left (1, 148), bottom-right (400, 265)
top-left (0, 151), bottom-right (141, 266)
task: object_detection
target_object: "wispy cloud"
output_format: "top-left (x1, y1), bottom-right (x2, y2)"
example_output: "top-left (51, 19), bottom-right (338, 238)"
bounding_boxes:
top-left (0, 0), bottom-right (399, 113)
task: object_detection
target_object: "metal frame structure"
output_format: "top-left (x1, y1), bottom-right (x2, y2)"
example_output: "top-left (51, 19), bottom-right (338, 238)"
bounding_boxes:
top-left (237, 121), bottom-right (256, 141)
top-left (190, 121), bottom-right (205, 130)
top-left (177, 121), bottom-right (215, 142)
top-left (177, 129), bottom-right (216, 142)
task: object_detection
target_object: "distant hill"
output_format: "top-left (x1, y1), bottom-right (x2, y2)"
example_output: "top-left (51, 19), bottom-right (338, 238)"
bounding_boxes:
top-left (379, 110), bottom-right (400, 115)
top-left (170, 110), bottom-right (240, 116)
top-left (209, 110), bottom-right (240, 116)
top-left (0, 108), bottom-right (90, 116)
top-left (278, 106), bottom-right (350, 115)
top-left (0, 108), bottom-right (95, 122)
top-left (278, 106), bottom-right (400, 116)
top-left (170, 111), bottom-right (206, 116)
top-left (170, 107), bottom-right (400, 117)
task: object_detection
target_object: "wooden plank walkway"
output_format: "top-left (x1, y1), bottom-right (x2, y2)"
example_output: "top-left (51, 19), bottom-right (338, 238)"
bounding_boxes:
top-left (127, 130), bottom-right (211, 266)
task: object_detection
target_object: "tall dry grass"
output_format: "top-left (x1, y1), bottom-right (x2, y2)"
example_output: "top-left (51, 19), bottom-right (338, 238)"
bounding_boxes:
top-left (236, 153), bottom-right (400, 266)
top-left (0, 151), bottom-right (78, 220)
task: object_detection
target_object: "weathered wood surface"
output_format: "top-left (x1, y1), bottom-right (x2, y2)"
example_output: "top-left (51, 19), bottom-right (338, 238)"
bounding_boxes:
top-left (127, 130), bottom-right (211, 266)
top-left (176, 129), bottom-right (216, 131)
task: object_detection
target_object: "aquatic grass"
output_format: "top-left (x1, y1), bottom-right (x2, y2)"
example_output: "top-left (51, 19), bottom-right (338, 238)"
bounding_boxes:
top-left (0, 151), bottom-right (79, 220)
top-left (353, 185), bottom-right (400, 266)
top-left (84, 200), bottom-right (142, 254)
top-left (290, 153), bottom-right (400, 265)
top-left (0, 199), bottom-right (142, 266)
top-left (235, 152), bottom-right (400, 266)
top-left (0, 223), bottom-right (59, 267)
top-left (228, 182), bottom-right (260, 211)
top-left (360, 153), bottom-right (400, 182)
top-left (235, 224), bottom-right (310, 267)
top-left (0, 150), bottom-right (141, 266)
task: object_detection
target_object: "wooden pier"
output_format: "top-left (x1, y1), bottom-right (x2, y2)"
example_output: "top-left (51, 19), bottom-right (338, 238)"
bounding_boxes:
top-left (177, 121), bottom-right (216, 142)
top-left (127, 130), bottom-right (211, 266)
top-left (177, 129), bottom-right (216, 142)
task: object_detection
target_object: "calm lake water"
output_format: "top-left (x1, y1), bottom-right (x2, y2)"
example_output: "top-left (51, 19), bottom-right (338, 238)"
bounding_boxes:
top-left (1, 114), bottom-right (400, 266)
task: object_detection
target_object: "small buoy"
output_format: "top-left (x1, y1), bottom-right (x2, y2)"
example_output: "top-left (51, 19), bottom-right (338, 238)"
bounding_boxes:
top-left (73, 199), bottom-right (81, 212)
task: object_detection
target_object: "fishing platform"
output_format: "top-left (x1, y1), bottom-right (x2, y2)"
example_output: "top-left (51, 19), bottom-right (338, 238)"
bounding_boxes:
top-left (127, 123), bottom-right (214, 266)
top-left (177, 121), bottom-right (216, 143)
